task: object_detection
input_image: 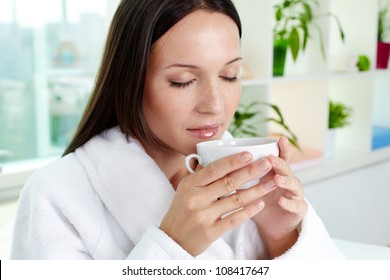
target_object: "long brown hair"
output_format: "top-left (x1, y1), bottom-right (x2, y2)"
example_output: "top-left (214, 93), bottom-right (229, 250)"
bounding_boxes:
top-left (63, 0), bottom-right (242, 156)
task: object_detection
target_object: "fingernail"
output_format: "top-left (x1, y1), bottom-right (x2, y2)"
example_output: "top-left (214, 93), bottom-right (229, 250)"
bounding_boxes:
top-left (258, 160), bottom-right (270, 171)
top-left (240, 152), bottom-right (252, 162)
top-left (256, 200), bottom-right (265, 210)
top-left (264, 180), bottom-right (276, 189)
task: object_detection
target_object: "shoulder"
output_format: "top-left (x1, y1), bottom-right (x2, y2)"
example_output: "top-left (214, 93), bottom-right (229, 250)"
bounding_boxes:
top-left (20, 153), bottom-right (93, 204)
top-left (13, 153), bottom-right (109, 259)
top-left (17, 152), bottom-right (107, 242)
top-left (22, 126), bottom-right (127, 200)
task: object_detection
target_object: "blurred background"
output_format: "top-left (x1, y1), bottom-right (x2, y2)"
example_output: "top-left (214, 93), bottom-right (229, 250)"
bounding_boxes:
top-left (0, 0), bottom-right (118, 164)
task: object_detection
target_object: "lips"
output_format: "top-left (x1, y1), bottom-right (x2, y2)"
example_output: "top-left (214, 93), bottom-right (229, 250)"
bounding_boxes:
top-left (187, 124), bottom-right (221, 139)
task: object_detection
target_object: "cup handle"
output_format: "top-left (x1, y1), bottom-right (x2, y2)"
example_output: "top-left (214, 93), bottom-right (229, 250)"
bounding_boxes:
top-left (185, 154), bottom-right (203, 173)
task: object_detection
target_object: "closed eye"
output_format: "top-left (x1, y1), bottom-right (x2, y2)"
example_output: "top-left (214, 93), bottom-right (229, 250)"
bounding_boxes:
top-left (220, 76), bottom-right (239, 83)
top-left (169, 76), bottom-right (238, 88)
top-left (169, 80), bottom-right (195, 88)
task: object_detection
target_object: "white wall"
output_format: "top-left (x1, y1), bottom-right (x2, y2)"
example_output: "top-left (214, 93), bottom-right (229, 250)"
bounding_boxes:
top-left (304, 159), bottom-right (390, 246)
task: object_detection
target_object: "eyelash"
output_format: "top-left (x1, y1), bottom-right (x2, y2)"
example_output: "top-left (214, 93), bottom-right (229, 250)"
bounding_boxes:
top-left (220, 76), bottom-right (239, 83)
top-left (169, 76), bottom-right (239, 88)
top-left (169, 80), bottom-right (194, 88)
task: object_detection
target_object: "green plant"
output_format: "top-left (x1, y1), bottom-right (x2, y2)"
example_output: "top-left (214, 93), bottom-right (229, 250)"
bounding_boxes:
top-left (378, 3), bottom-right (390, 42)
top-left (229, 102), bottom-right (259, 137)
top-left (274, 0), bottom-right (345, 62)
top-left (328, 100), bottom-right (352, 129)
top-left (229, 101), bottom-right (301, 150)
top-left (356, 55), bottom-right (370, 71)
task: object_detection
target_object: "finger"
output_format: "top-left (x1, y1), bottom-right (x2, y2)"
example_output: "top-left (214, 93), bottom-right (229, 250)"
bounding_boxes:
top-left (274, 174), bottom-right (304, 198)
top-left (278, 136), bottom-right (292, 163)
top-left (214, 199), bottom-right (265, 235)
top-left (206, 158), bottom-right (272, 199)
top-left (268, 154), bottom-right (292, 176)
top-left (211, 180), bottom-right (276, 218)
top-left (278, 197), bottom-right (308, 216)
top-left (259, 170), bottom-right (275, 184)
top-left (190, 152), bottom-right (253, 186)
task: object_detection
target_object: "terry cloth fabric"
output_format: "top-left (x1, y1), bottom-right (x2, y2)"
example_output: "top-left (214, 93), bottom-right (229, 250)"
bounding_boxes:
top-left (10, 126), bottom-right (345, 260)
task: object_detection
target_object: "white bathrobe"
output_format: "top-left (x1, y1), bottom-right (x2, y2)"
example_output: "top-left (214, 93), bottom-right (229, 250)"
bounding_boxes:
top-left (10, 127), bottom-right (345, 260)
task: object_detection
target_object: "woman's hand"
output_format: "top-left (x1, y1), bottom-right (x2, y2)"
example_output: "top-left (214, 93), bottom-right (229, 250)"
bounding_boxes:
top-left (252, 136), bottom-right (308, 258)
top-left (160, 152), bottom-right (277, 257)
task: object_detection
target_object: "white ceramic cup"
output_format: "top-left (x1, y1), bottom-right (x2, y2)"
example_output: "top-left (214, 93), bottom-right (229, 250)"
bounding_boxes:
top-left (185, 137), bottom-right (279, 189)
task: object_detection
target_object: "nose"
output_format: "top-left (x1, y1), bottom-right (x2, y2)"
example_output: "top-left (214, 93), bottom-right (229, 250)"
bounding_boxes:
top-left (195, 79), bottom-right (223, 115)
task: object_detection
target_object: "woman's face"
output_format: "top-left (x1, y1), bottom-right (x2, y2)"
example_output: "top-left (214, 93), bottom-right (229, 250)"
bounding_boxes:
top-left (143, 10), bottom-right (242, 156)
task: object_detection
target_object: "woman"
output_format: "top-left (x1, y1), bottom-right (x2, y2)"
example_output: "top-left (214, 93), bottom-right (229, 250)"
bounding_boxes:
top-left (10, 0), bottom-right (344, 259)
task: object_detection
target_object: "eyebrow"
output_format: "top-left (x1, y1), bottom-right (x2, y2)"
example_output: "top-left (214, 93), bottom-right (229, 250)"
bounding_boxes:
top-left (165, 57), bottom-right (243, 69)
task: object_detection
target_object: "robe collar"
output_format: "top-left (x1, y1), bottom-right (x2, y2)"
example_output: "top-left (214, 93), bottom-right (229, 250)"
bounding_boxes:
top-left (77, 126), bottom-right (176, 244)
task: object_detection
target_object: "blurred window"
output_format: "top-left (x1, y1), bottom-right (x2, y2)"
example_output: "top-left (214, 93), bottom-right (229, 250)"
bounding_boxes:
top-left (0, 0), bottom-right (119, 167)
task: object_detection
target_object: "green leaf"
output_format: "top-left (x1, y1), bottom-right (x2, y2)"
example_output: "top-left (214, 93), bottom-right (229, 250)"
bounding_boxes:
top-left (241, 113), bottom-right (256, 120)
top-left (328, 100), bottom-right (352, 129)
top-left (289, 27), bottom-right (300, 61)
top-left (233, 112), bottom-right (241, 123)
top-left (313, 23), bottom-right (326, 59)
top-left (302, 3), bottom-right (312, 21)
top-left (300, 20), bottom-right (309, 50)
top-left (283, 1), bottom-right (291, 8)
top-left (240, 129), bottom-right (257, 137)
top-left (267, 118), bottom-right (289, 131)
top-left (276, 7), bottom-right (283, 21)
top-left (332, 13), bottom-right (345, 42)
top-left (268, 103), bottom-right (285, 124)
top-left (287, 137), bottom-right (301, 151)
top-left (317, 12), bottom-right (345, 43)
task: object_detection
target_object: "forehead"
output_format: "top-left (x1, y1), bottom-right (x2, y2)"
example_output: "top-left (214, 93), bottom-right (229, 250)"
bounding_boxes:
top-left (150, 10), bottom-right (241, 63)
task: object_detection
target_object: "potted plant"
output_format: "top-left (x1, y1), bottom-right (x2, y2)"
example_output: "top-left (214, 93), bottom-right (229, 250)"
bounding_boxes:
top-left (229, 101), bottom-right (301, 150)
top-left (273, 0), bottom-right (345, 76)
top-left (356, 55), bottom-right (371, 72)
top-left (326, 100), bottom-right (352, 156)
top-left (377, 3), bottom-right (390, 69)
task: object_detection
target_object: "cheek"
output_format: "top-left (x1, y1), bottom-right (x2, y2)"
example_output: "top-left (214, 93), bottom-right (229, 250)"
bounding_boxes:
top-left (225, 86), bottom-right (241, 114)
top-left (144, 88), bottom-right (188, 125)
top-left (143, 88), bottom-right (164, 127)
